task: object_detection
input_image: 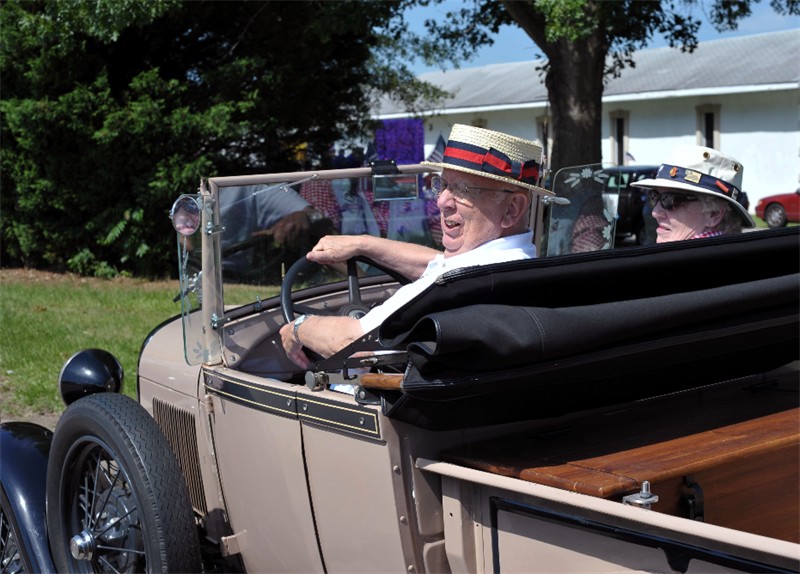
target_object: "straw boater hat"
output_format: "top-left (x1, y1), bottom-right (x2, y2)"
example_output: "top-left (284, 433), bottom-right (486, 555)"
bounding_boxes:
top-left (421, 124), bottom-right (551, 195)
top-left (631, 144), bottom-right (755, 227)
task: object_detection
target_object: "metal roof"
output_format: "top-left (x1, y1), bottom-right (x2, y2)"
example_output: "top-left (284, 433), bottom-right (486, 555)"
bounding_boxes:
top-left (376, 29), bottom-right (799, 117)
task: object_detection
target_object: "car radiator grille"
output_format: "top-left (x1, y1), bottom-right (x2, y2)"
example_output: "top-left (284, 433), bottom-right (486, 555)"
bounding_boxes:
top-left (152, 398), bottom-right (208, 516)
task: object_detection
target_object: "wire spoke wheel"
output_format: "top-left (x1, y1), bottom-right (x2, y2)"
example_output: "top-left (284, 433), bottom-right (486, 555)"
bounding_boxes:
top-left (0, 500), bottom-right (25, 574)
top-left (47, 393), bottom-right (201, 573)
top-left (63, 441), bottom-right (145, 572)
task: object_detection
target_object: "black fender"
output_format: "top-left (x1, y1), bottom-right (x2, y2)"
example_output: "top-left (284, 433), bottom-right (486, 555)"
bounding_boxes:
top-left (0, 421), bottom-right (57, 573)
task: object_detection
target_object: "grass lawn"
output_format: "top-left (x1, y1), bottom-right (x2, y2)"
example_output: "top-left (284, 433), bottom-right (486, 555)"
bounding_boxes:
top-left (0, 269), bottom-right (180, 420)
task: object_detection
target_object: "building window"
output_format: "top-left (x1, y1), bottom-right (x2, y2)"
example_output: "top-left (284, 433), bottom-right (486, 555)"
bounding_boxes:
top-left (609, 110), bottom-right (630, 165)
top-left (696, 104), bottom-right (720, 149)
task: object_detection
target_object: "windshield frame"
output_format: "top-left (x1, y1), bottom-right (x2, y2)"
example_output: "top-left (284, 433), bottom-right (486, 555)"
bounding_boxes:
top-left (193, 164), bottom-right (437, 364)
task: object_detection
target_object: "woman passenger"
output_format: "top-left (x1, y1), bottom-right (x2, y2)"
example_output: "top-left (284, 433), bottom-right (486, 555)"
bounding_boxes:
top-left (632, 145), bottom-right (754, 243)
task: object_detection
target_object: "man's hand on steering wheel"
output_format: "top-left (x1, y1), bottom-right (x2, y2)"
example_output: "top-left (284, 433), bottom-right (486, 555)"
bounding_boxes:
top-left (307, 235), bottom-right (368, 265)
top-left (279, 254), bottom-right (410, 369)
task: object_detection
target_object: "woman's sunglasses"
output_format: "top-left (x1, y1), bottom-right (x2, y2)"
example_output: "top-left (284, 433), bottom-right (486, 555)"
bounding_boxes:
top-left (648, 190), bottom-right (699, 210)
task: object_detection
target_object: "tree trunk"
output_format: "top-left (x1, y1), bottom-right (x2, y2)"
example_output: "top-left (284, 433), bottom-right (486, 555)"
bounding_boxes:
top-left (500, 0), bottom-right (608, 175)
top-left (544, 33), bottom-right (605, 175)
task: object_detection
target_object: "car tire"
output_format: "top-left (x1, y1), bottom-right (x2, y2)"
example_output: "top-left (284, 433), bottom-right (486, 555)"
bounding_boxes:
top-left (46, 393), bottom-right (201, 573)
top-left (764, 203), bottom-right (788, 228)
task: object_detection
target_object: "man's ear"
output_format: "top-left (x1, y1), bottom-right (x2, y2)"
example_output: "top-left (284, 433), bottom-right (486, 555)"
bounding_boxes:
top-left (502, 192), bottom-right (529, 228)
top-left (704, 204), bottom-right (726, 229)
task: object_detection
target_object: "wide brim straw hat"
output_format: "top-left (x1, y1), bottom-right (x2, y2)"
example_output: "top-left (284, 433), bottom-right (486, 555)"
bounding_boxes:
top-left (421, 124), bottom-right (551, 195)
top-left (631, 144), bottom-right (754, 227)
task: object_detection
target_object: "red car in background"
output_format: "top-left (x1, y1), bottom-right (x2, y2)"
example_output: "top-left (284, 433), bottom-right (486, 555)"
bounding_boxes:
top-left (755, 188), bottom-right (800, 228)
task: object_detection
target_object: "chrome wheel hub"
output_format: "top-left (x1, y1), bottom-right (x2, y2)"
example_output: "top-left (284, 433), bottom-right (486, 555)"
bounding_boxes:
top-left (69, 529), bottom-right (95, 560)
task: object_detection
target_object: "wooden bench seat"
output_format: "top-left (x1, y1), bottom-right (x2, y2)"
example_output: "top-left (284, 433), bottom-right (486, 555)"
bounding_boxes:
top-left (441, 373), bottom-right (799, 543)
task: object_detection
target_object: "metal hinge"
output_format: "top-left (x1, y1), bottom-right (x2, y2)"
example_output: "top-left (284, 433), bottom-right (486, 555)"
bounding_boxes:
top-left (682, 475), bottom-right (705, 521)
top-left (211, 313), bottom-right (231, 330)
top-left (202, 393), bottom-right (215, 416)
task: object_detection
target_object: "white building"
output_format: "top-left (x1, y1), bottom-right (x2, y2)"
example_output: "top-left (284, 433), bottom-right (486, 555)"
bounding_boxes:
top-left (374, 30), bottom-right (799, 212)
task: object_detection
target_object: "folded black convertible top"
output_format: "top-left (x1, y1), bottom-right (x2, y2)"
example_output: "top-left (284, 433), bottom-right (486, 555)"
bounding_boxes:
top-left (377, 228), bottom-right (799, 430)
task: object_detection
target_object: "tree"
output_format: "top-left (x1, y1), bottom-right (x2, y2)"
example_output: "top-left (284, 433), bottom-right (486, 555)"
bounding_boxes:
top-left (0, 0), bottom-right (442, 277)
top-left (416, 0), bottom-right (798, 174)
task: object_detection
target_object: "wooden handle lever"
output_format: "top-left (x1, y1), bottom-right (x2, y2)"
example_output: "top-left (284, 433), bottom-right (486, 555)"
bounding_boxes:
top-left (359, 373), bottom-right (403, 390)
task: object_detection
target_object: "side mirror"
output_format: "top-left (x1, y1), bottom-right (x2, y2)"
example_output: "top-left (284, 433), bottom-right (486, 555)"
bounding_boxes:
top-left (170, 195), bottom-right (202, 236)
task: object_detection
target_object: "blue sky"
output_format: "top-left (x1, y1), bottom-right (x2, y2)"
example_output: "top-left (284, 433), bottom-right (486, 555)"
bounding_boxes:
top-left (405, 1), bottom-right (799, 74)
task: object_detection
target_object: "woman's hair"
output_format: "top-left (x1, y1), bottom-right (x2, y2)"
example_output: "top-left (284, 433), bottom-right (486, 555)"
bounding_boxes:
top-left (699, 194), bottom-right (742, 235)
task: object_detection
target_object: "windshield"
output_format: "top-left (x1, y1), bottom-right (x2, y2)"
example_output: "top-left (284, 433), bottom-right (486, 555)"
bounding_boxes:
top-left (213, 167), bottom-right (441, 308)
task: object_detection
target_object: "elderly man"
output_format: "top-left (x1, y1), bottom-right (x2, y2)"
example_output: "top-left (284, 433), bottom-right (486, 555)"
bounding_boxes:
top-left (632, 145), bottom-right (755, 243)
top-left (280, 124), bottom-right (549, 369)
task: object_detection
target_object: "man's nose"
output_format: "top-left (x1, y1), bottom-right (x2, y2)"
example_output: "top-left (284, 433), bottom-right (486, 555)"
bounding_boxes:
top-left (437, 188), bottom-right (456, 208)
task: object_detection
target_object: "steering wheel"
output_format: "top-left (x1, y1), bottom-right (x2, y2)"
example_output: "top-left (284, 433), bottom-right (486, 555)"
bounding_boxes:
top-left (280, 255), bottom-right (411, 325)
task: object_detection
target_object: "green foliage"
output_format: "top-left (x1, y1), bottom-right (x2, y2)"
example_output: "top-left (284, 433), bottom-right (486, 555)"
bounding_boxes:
top-left (67, 248), bottom-right (118, 278)
top-left (53, 0), bottom-right (179, 43)
top-left (536, 0), bottom-right (597, 42)
top-left (421, 0), bottom-right (797, 74)
top-left (1, 0), bottom-right (441, 278)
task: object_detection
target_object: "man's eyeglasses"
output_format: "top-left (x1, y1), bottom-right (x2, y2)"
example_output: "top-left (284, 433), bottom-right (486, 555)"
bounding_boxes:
top-left (648, 190), bottom-right (699, 211)
top-left (431, 175), bottom-right (514, 207)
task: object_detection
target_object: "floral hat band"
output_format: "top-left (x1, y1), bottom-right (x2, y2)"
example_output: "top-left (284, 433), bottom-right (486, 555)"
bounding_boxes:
top-left (442, 141), bottom-right (541, 186)
top-left (655, 164), bottom-right (741, 201)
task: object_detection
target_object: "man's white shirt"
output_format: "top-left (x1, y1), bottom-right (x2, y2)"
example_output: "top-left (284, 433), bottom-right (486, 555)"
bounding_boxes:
top-left (358, 230), bottom-right (536, 333)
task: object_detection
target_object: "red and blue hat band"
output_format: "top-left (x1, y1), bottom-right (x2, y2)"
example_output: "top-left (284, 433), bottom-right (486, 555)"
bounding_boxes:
top-left (442, 140), bottom-right (540, 185)
top-left (656, 164), bottom-right (740, 200)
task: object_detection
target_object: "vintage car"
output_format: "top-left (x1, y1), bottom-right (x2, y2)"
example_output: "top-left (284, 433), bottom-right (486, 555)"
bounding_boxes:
top-left (1, 163), bottom-right (798, 574)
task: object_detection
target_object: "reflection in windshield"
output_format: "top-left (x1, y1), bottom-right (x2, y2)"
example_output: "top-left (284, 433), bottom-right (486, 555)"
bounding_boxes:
top-left (219, 182), bottom-right (321, 282)
top-left (218, 174), bottom-right (441, 307)
top-left (546, 164), bottom-right (617, 256)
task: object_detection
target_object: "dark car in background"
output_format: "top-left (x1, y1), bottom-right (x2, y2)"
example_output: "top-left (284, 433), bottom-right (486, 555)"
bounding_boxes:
top-left (756, 188), bottom-right (800, 228)
top-left (603, 165), bottom-right (659, 245)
